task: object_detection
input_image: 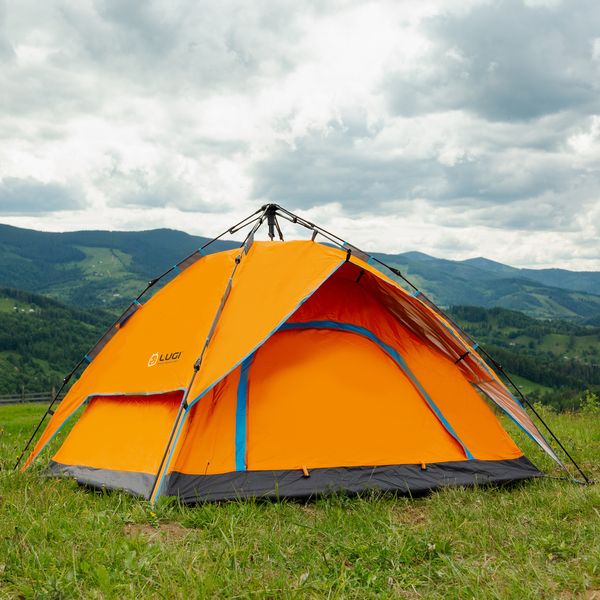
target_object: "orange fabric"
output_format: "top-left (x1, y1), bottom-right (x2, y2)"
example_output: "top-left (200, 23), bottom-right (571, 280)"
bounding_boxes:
top-left (26, 239), bottom-right (527, 486)
top-left (23, 249), bottom-right (238, 469)
top-left (185, 241), bottom-right (343, 404)
top-left (170, 367), bottom-right (240, 475)
top-left (246, 329), bottom-right (465, 470)
top-left (52, 391), bottom-right (182, 474)
top-left (289, 267), bottom-right (522, 461)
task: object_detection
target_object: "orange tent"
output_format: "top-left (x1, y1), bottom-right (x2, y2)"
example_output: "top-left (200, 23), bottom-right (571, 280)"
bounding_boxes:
top-left (19, 205), bottom-right (579, 503)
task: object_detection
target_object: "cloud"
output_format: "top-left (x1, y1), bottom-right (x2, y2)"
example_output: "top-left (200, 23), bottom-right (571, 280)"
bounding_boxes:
top-left (0, 177), bottom-right (83, 214)
top-left (0, 0), bottom-right (598, 269)
top-left (0, 1), bottom-right (14, 62)
top-left (384, 0), bottom-right (600, 121)
top-left (251, 111), bottom-right (598, 234)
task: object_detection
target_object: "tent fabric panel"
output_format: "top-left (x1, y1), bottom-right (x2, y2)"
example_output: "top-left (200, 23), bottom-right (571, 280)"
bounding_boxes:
top-left (352, 257), bottom-right (558, 462)
top-left (186, 241), bottom-right (345, 406)
top-left (389, 333), bottom-right (524, 461)
top-left (164, 456), bottom-right (541, 503)
top-left (48, 461), bottom-right (153, 498)
top-left (246, 328), bottom-right (467, 470)
top-left (288, 272), bottom-right (524, 461)
top-left (169, 367), bottom-right (241, 476)
top-left (51, 391), bottom-right (183, 477)
top-left (23, 249), bottom-right (239, 470)
top-left (279, 321), bottom-right (474, 459)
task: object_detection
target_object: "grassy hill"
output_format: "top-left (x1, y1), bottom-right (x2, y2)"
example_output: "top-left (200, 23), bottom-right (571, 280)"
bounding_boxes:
top-left (2, 223), bottom-right (600, 320)
top-left (0, 224), bottom-right (236, 309)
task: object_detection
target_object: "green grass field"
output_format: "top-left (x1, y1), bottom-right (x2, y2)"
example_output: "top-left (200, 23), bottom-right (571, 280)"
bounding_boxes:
top-left (1, 404), bottom-right (599, 599)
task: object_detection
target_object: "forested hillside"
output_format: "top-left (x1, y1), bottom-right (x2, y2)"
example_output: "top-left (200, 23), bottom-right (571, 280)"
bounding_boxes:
top-left (0, 224), bottom-right (236, 309)
top-left (2, 223), bottom-right (600, 320)
top-left (449, 306), bottom-right (600, 410)
top-left (0, 289), bottom-right (110, 395)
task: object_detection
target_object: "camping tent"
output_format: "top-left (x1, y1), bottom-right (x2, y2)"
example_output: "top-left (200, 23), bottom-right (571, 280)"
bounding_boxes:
top-left (18, 205), bottom-right (582, 503)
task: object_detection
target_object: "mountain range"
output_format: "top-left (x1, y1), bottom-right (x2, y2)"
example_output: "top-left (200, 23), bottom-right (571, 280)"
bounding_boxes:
top-left (1, 223), bottom-right (599, 322)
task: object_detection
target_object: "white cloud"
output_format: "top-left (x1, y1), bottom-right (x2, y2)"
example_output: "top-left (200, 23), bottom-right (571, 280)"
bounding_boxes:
top-left (0, 0), bottom-right (598, 270)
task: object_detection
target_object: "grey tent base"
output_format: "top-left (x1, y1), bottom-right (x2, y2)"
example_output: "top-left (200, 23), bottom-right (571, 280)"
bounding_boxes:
top-left (48, 461), bottom-right (153, 498)
top-left (50, 456), bottom-right (541, 503)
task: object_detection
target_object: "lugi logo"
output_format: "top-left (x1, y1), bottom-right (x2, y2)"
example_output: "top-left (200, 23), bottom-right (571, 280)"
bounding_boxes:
top-left (147, 351), bottom-right (182, 367)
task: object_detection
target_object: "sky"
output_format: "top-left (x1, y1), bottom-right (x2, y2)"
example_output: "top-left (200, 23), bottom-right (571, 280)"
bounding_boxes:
top-left (0, 0), bottom-right (599, 270)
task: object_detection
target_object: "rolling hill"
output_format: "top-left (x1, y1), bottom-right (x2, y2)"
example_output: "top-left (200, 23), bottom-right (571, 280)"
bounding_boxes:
top-left (1, 223), bottom-right (600, 320)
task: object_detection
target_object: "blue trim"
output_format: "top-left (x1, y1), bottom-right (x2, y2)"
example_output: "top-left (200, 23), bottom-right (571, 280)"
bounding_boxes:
top-left (367, 256), bottom-right (375, 265)
top-left (198, 247), bottom-right (207, 256)
top-left (172, 264), bottom-right (181, 274)
top-left (279, 320), bottom-right (474, 460)
top-left (411, 290), bottom-right (421, 298)
top-left (472, 342), bottom-right (479, 350)
top-left (151, 390), bottom-right (207, 501)
top-left (84, 354), bottom-right (92, 363)
top-left (235, 354), bottom-right (255, 471)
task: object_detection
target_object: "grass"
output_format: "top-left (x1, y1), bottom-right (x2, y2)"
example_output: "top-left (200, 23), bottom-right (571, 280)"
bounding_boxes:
top-left (507, 373), bottom-right (554, 396)
top-left (0, 404), bottom-right (599, 599)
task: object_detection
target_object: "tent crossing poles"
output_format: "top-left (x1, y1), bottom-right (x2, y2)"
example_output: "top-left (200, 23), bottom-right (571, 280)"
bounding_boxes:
top-left (13, 206), bottom-right (265, 472)
top-left (266, 204), bottom-right (284, 241)
top-left (148, 207), bottom-right (270, 502)
top-left (264, 204), bottom-right (591, 485)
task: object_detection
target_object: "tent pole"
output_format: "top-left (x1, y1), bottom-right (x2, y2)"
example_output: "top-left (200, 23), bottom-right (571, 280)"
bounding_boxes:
top-left (147, 207), bottom-right (270, 503)
top-left (477, 348), bottom-right (590, 484)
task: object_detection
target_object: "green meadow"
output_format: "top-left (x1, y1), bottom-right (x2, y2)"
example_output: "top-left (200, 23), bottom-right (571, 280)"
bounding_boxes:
top-left (0, 403), bottom-right (598, 599)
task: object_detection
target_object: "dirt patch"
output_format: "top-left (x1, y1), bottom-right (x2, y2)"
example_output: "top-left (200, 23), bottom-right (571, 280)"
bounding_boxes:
top-left (390, 505), bottom-right (427, 526)
top-left (124, 522), bottom-right (189, 543)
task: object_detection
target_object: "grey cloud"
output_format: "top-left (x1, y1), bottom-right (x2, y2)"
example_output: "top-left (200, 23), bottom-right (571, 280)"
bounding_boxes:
top-left (385, 0), bottom-right (600, 121)
top-left (0, 177), bottom-right (84, 214)
top-left (101, 164), bottom-right (228, 213)
top-left (0, 1), bottom-right (14, 61)
top-left (54, 1), bottom-right (313, 95)
top-left (252, 117), bottom-right (598, 232)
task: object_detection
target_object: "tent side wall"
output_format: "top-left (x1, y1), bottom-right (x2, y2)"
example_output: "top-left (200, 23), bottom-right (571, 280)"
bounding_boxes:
top-left (48, 391), bottom-right (184, 497)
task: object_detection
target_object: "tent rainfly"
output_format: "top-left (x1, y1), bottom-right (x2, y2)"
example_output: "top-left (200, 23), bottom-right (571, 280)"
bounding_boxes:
top-left (16, 205), bottom-right (589, 503)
